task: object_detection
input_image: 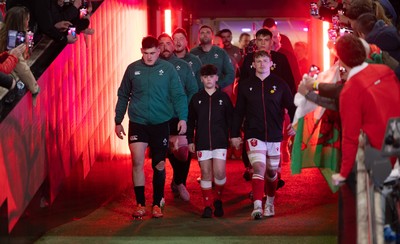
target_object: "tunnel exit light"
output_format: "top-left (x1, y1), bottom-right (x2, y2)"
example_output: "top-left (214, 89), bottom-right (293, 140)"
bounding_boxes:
top-left (322, 21), bottom-right (330, 71)
top-left (164, 9), bottom-right (172, 35)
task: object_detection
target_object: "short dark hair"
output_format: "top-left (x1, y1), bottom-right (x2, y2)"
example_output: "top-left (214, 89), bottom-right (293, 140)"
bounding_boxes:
top-left (253, 50), bottom-right (271, 61)
top-left (335, 35), bottom-right (366, 68)
top-left (172, 27), bottom-right (188, 39)
top-left (142, 36), bottom-right (159, 49)
top-left (217, 29), bottom-right (232, 36)
top-left (353, 13), bottom-right (377, 36)
top-left (157, 32), bottom-right (173, 41)
top-left (199, 25), bottom-right (214, 34)
top-left (262, 18), bottom-right (276, 28)
top-left (239, 32), bottom-right (250, 41)
top-left (255, 28), bottom-right (272, 38)
top-left (200, 64), bottom-right (218, 76)
top-left (345, 0), bottom-right (373, 20)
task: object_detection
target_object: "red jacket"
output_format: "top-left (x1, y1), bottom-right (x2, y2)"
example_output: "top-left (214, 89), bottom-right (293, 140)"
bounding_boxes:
top-left (0, 52), bottom-right (18, 74)
top-left (339, 64), bottom-right (400, 178)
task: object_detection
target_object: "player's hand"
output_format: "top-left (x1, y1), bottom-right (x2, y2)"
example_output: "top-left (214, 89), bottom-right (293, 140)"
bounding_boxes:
top-left (332, 173), bottom-right (346, 186)
top-left (115, 124), bottom-right (126, 139)
top-left (286, 123), bottom-right (296, 136)
top-left (230, 137), bottom-right (242, 149)
top-left (188, 143), bottom-right (195, 153)
top-left (177, 120), bottom-right (187, 134)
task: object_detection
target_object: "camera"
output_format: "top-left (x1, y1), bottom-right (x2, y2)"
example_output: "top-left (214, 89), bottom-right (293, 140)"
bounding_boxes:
top-left (68, 26), bottom-right (76, 38)
top-left (7, 30), bottom-right (26, 50)
top-left (339, 27), bottom-right (353, 36)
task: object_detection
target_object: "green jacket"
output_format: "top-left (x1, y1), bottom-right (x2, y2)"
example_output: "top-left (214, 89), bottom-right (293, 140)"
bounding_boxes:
top-left (115, 58), bottom-right (188, 125)
top-left (177, 52), bottom-right (203, 89)
top-left (190, 45), bottom-right (235, 89)
top-left (163, 55), bottom-right (198, 103)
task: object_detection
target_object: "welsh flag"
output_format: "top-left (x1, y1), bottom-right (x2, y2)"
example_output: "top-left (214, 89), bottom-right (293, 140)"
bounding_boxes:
top-left (291, 64), bottom-right (341, 193)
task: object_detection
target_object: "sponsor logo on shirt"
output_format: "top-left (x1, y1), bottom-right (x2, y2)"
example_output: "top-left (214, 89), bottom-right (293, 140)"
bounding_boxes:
top-left (134, 71), bottom-right (141, 75)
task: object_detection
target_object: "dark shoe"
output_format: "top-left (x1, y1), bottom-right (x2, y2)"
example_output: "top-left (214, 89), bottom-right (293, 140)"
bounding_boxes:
top-left (213, 200), bottom-right (224, 217)
top-left (201, 206), bottom-right (212, 218)
top-left (276, 179), bottom-right (285, 190)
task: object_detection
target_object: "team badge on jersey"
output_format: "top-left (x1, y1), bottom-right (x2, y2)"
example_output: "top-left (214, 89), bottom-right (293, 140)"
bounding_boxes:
top-left (176, 65), bottom-right (181, 71)
top-left (250, 139), bottom-right (258, 147)
top-left (134, 71), bottom-right (141, 75)
top-left (270, 85), bottom-right (277, 94)
top-left (214, 53), bottom-right (219, 59)
top-left (219, 100), bottom-right (223, 105)
top-left (197, 151), bottom-right (202, 158)
top-left (159, 69), bottom-right (164, 76)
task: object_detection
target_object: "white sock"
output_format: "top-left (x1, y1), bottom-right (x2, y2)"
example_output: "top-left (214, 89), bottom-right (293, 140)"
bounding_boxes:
top-left (266, 196), bottom-right (275, 205)
top-left (254, 200), bottom-right (262, 209)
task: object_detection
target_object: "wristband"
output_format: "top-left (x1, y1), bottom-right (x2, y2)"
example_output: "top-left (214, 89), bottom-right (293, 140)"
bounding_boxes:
top-left (312, 81), bottom-right (319, 91)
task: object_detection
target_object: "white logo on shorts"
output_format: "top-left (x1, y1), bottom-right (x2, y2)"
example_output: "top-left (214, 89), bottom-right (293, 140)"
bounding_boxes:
top-left (249, 87), bottom-right (253, 91)
top-left (198, 100), bottom-right (202, 104)
top-left (130, 135), bottom-right (138, 141)
top-left (219, 99), bottom-right (223, 105)
top-left (163, 138), bottom-right (168, 146)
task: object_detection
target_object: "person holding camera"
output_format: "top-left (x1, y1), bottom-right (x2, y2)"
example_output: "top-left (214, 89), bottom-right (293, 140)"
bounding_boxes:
top-left (33, 0), bottom-right (92, 44)
top-left (0, 6), bottom-right (39, 100)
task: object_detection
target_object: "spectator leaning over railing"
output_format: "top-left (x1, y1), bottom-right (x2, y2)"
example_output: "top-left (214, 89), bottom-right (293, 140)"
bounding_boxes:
top-left (331, 34), bottom-right (400, 184)
top-left (0, 6), bottom-right (39, 103)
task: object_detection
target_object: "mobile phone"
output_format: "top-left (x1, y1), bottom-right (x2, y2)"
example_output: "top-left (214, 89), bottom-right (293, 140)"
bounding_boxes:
top-left (7, 30), bottom-right (26, 50)
top-left (339, 27), bottom-right (353, 37)
top-left (68, 26), bottom-right (76, 38)
top-left (308, 64), bottom-right (320, 79)
top-left (310, 2), bottom-right (319, 16)
top-left (328, 28), bottom-right (338, 43)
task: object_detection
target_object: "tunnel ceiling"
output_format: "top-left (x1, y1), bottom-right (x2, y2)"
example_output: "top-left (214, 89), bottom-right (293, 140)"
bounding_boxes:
top-left (184, 0), bottom-right (310, 19)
